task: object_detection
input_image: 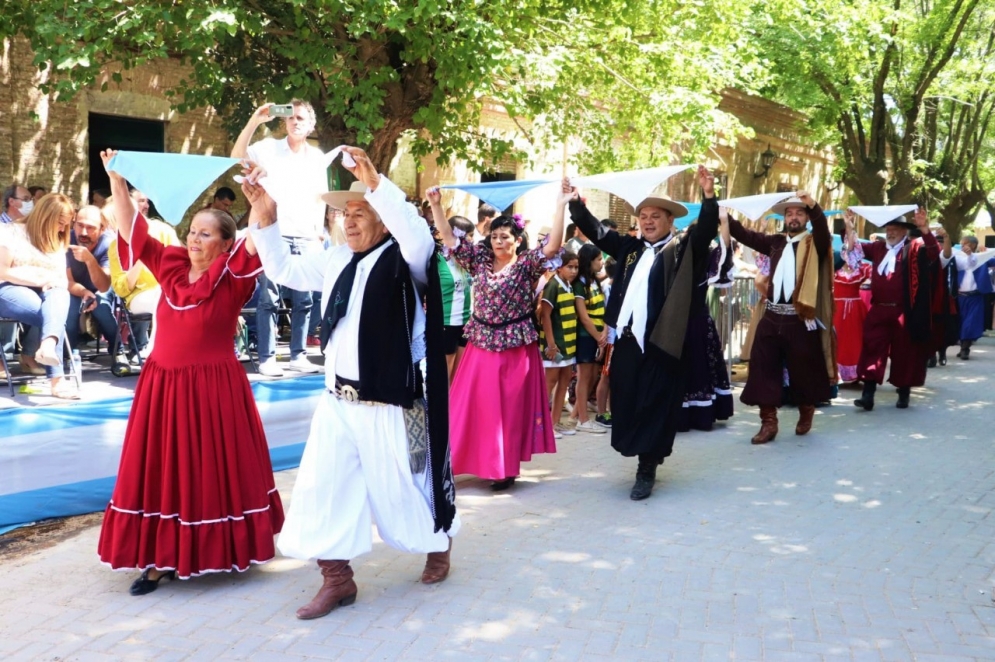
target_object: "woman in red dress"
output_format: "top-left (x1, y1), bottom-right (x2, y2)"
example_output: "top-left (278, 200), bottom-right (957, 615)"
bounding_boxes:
top-left (834, 211), bottom-right (871, 383)
top-left (97, 150), bottom-right (284, 595)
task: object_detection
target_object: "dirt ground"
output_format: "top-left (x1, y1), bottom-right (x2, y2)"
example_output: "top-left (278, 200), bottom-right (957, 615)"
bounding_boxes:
top-left (0, 512), bottom-right (103, 563)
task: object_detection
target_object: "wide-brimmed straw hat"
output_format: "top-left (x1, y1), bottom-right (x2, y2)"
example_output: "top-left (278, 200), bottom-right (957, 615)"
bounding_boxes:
top-left (321, 181), bottom-right (369, 210)
top-left (770, 197), bottom-right (809, 216)
top-left (626, 195), bottom-right (689, 218)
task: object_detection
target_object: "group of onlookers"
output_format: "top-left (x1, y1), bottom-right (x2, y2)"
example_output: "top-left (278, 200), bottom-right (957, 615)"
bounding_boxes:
top-left (0, 180), bottom-right (181, 397)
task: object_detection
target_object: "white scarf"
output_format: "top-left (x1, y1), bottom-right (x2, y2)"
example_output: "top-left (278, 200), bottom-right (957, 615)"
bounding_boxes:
top-left (772, 232), bottom-right (808, 304)
top-left (617, 234), bottom-right (673, 351)
top-left (877, 237), bottom-right (906, 277)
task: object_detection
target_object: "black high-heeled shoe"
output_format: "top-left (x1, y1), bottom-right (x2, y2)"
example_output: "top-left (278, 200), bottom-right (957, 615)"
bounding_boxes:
top-left (491, 477), bottom-right (516, 491)
top-left (129, 569), bottom-right (177, 596)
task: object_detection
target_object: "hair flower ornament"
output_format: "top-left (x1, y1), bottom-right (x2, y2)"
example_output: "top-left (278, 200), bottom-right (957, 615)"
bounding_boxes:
top-left (512, 213), bottom-right (525, 230)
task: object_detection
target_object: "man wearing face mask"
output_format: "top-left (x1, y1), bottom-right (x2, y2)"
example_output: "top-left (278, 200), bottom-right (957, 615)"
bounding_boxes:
top-left (727, 194), bottom-right (836, 445)
top-left (232, 99), bottom-right (325, 376)
top-left (853, 208), bottom-right (935, 410)
top-left (1, 184), bottom-right (33, 224)
top-left (567, 166), bottom-right (718, 500)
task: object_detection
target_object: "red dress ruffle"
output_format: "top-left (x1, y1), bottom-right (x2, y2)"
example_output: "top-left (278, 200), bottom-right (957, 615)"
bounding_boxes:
top-left (98, 213), bottom-right (284, 578)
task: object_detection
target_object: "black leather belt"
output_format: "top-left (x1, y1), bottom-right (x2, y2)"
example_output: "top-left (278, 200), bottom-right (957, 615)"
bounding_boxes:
top-left (473, 312), bottom-right (534, 328)
top-left (328, 376), bottom-right (385, 406)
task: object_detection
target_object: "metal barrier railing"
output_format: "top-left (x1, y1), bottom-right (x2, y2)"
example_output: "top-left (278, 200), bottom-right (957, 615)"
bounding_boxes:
top-left (710, 276), bottom-right (759, 382)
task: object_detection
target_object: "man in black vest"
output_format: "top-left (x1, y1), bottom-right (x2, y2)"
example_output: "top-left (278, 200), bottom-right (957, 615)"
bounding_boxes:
top-left (248, 147), bottom-right (458, 620)
top-left (567, 166), bottom-right (718, 500)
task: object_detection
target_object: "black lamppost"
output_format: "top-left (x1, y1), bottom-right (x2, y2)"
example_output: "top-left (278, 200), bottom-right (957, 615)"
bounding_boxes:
top-left (753, 144), bottom-right (777, 179)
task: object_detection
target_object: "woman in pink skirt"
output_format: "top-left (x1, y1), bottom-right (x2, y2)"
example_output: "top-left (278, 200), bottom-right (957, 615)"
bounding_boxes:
top-left (427, 184), bottom-right (568, 490)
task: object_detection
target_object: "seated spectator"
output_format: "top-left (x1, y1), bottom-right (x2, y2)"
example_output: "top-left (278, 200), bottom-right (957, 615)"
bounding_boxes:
top-left (2, 183), bottom-right (32, 224)
top-left (66, 205), bottom-right (119, 353)
top-left (130, 188), bottom-right (150, 217)
top-left (0, 193), bottom-right (76, 398)
top-left (107, 200), bottom-right (180, 356)
top-left (1, 184), bottom-right (33, 364)
top-left (90, 188), bottom-right (111, 208)
top-left (29, 186), bottom-right (48, 202)
top-left (210, 187), bottom-right (237, 213)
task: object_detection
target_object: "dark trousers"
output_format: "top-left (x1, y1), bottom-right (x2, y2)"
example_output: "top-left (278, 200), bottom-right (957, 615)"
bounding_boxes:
top-left (609, 334), bottom-right (685, 460)
top-left (740, 310), bottom-right (830, 408)
top-left (857, 304), bottom-right (928, 388)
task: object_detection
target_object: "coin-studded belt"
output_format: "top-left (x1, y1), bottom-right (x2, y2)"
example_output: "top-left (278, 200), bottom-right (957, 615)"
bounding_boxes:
top-left (328, 376), bottom-right (387, 406)
top-left (765, 301), bottom-right (796, 316)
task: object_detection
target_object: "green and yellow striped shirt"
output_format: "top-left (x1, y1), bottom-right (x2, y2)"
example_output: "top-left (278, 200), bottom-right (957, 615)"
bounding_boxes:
top-left (540, 276), bottom-right (578, 358)
top-left (576, 277), bottom-right (605, 338)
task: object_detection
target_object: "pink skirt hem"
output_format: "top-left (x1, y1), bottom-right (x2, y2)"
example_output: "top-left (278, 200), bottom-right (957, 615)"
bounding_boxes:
top-left (449, 342), bottom-right (556, 480)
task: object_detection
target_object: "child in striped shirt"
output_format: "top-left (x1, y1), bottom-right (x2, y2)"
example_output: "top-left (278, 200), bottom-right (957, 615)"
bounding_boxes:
top-left (540, 251), bottom-right (580, 438)
top-left (572, 244), bottom-right (607, 434)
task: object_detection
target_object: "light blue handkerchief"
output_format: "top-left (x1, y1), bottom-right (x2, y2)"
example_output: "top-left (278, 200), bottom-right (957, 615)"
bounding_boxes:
top-left (441, 178), bottom-right (557, 211)
top-left (107, 151), bottom-right (241, 226)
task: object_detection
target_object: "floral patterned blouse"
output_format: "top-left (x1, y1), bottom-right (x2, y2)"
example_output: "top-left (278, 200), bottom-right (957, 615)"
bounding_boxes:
top-left (446, 232), bottom-right (556, 352)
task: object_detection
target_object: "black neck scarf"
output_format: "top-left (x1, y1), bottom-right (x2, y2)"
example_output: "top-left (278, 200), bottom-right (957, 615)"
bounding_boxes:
top-left (320, 236), bottom-right (392, 352)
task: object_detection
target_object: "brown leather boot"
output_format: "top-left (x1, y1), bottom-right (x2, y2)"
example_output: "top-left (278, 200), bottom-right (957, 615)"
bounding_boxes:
top-left (421, 538), bottom-right (452, 584)
top-left (296, 560), bottom-right (357, 620)
top-left (795, 405), bottom-right (815, 435)
top-left (751, 406), bottom-right (778, 445)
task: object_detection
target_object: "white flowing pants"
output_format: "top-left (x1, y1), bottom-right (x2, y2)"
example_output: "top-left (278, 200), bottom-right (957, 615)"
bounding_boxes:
top-left (278, 391), bottom-right (459, 561)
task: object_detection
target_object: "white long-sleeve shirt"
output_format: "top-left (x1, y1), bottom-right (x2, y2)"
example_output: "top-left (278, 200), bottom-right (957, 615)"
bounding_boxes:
top-left (250, 176), bottom-right (433, 386)
top-left (940, 249), bottom-right (995, 293)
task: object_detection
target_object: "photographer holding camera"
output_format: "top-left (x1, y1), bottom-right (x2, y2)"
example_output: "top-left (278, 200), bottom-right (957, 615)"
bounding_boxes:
top-left (231, 100), bottom-right (328, 376)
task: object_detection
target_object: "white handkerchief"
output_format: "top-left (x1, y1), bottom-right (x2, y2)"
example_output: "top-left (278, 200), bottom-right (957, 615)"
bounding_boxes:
top-left (850, 205), bottom-right (918, 227)
top-left (234, 144), bottom-right (357, 205)
top-left (572, 165), bottom-right (693, 209)
top-left (720, 192), bottom-right (797, 222)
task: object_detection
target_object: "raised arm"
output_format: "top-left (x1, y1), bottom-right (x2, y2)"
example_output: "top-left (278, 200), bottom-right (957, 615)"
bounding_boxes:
top-left (231, 104), bottom-right (275, 159)
top-left (796, 190), bottom-right (829, 257)
top-left (344, 147), bottom-right (434, 285)
top-left (101, 149), bottom-right (136, 243)
top-left (914, 209), bottom-right (938, 264)
top-left (244, 160), bottom-right (329, 291)
top-left (687, 165), bottom-right (718, 255)
top-left (568, 187), bottom-right (624, 259)
top-left (426, 186), bottom-right (456, 249)
top-left (543, 179), bottom-right (573, 259)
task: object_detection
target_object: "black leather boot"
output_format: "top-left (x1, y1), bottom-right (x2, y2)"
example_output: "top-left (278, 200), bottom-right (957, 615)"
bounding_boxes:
top-left (927, 354), bottom-right (937, 368)
top-left (630, 455), bottom-right (658, 501)
top-left (938, 348), bottom-right (947, 365)
top-left (854, 381), bottom-right (876, 411)
top-left (960, 341), bottom-right (972, 360)
top-left (896, 386), bottom-right (910, 409)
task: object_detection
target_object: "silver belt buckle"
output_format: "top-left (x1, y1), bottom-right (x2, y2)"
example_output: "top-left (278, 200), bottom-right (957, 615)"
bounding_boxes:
top-left (339, 384), bottom-right (360, 403)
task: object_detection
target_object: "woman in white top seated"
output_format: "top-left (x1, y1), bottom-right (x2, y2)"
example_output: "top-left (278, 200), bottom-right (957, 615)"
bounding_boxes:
top-left (0, 194), bottom-right (75, 398)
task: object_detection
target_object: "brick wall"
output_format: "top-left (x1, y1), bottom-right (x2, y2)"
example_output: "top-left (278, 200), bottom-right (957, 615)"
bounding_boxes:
top-left (1, 37), bottom-right (236, 236)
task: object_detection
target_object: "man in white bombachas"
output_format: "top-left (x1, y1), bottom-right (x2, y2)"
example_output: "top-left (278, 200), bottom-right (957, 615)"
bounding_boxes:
top-left (244, 147), bottom-right (458, 621)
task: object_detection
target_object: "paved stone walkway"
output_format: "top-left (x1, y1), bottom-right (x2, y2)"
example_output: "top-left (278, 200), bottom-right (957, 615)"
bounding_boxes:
top-left (2, 342), bottom-right (995, 661)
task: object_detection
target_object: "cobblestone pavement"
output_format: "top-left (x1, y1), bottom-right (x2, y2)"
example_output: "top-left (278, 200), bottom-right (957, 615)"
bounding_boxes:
top-left (2, 342), bottom-right (995, 661)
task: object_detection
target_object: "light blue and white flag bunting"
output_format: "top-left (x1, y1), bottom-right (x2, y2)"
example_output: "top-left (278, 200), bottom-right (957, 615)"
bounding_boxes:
top-left (572, 164), bottom-right (694, 209)
top-left (850, 205), bottom-right (918, 227)
top-left (440, 178), bottom-right (558, 211)
top-left (107, 151), bottom-right (241, 226)
top-left (720, 192), bottom-right (796, 222)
